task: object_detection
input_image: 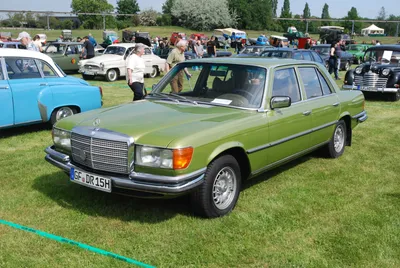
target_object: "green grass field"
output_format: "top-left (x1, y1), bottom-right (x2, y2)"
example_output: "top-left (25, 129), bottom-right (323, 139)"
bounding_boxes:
top-left (0, 69), bottom-right (399, 267)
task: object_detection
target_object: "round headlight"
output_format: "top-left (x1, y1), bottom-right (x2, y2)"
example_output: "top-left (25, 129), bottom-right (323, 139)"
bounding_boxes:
top-left (382, 68), bottom-right (390, 76)
top-left (355, 67), bottom-right (362, 74)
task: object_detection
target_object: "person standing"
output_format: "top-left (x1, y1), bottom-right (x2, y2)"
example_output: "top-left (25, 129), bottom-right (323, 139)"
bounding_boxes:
top-left (335, 40), bottom-right (342, 79)
top-left (194, 39), bottom-right (204, 59)
top-left (165, 40), bottom-right (191, 93)
top-left (17, 31), bottom-right (38, 52)
top-left (207, 36), bottom-right (217, 57)
top-left (126, 44), bottom-right (146, 101)
top-left (32, 35), bottom-right (43, 52)
top-left (80, 36), bottom-right (95, 59)
top-left (329, 42), bottom-right (339, 80)
top-left (88, 33), bottom-right (97, 47)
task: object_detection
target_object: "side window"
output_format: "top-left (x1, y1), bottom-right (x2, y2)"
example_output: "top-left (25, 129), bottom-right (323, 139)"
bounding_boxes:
top-left (124, 47), bottom-right (134, 59)
top-left (272, 68), bottom-right (301, 103)
top-left (303, 52), bottom-right (312, 61)
top-left (293, 52), bottom-right (303, 60)
top-left (144, 48), bottom-right (152, 55)
top-left (317, 70), bottom-right (332, 95)
top-left (311, 51), bottom-right (324, 64)
top-left (0, 62), bottom-right (4, 80)
top-left (298, 67), bottom-right (323, 99)
top-left (5, 57), bottom-right (41, 79)
top-left (36, 59), bottom-right (57, 77)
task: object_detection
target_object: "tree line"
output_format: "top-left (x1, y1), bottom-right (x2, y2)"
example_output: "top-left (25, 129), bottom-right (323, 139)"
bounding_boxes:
top-left (1, 0), bottom-right (399, 36)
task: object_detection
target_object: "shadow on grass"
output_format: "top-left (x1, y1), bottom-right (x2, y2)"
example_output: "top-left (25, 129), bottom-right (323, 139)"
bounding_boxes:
top-left (32, 172), bottom-right (192, 223)
top-left (242, 154), bottom-right (314, 191)
top-left (0, 123), bottom-right (51, 138)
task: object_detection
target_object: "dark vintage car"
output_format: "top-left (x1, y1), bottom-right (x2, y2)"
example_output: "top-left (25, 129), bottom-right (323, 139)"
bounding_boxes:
top-left (343, 45), bottom-right (400, 101)
top-left (255, 48), bottom-right (325, 65)
top-left (311, 44), bottom-right (353, 71)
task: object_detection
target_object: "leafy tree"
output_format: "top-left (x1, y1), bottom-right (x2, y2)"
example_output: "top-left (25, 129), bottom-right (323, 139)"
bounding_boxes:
top-left (71, 0), bottom-right (114, 29)
top-left (116, 0), bottom-right (140, 21)
top-left (61, 20), bottom-right (74, 30)
top-left (280, 0), bottom-right (292, 31)
top-left (162, 0), bottom-right (174, 15)
top-left (302, 2), bottom-right (312, 33)
top-left (376, 7), bottom-right (386, 31)
top-left (271, 0), bottom-right (278, 17)
top-left (172, 0), bottom-right (237, 31)
top-left (138, 8), bottom-right (159, 26)
top-left (7, 12), bottom-right (24, 27)
top-left (342, 7), bottom-right (362, 34)
top-left (321, 3), bottom-right (331, 26)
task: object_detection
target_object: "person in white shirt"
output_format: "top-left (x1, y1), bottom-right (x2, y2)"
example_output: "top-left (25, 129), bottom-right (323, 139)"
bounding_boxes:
top-left (33, 35), bottom-right (43, 52)
top-left (126, 44), bottom-right (146, 101)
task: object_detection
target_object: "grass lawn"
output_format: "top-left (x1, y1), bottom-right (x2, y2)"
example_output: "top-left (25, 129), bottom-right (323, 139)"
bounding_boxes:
top-left (1, 69), bottom-right (400, 267)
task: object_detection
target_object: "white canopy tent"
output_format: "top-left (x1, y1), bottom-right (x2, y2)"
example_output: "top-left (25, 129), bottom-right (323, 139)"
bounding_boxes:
top-left (361, 24), bottom-right (385, 36)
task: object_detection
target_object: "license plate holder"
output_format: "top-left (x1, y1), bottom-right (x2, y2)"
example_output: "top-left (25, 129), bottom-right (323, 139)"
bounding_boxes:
top-left (70, 168), bottom-right (111, 193)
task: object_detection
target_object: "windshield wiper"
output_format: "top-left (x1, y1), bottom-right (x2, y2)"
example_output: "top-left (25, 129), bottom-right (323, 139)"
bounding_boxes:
top-left (147, 92), bottom-right (179, 103)
top-left (168, 93), bottom-right (198, 105)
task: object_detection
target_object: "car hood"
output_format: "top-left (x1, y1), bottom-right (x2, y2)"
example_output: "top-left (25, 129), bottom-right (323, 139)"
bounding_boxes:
top-left (355, 62), bottom-right (400, 73)
top-left (57, 100), bottom-right (253, 147)
top-left (82, 54), bottom-right (123, 65)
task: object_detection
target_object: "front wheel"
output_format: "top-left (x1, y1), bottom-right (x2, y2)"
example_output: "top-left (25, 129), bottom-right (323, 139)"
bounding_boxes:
top-left (390, 90), bottom-right (400, 101)
top-left (105, 69), bottom-right (118, 82)
top-left (325, 120), bottom-right (347, 158)
top-left (191, 155), bottom-right (241, 218)
top-left (149, 66), bottom-right (159, 78)
top-left (50, 106), bottom-right (77, 125)
top-left (343, 61), bottom-right (350, 71)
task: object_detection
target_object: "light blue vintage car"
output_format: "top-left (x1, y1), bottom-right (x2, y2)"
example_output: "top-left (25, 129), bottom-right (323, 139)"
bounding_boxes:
top-left (0, 49), bottom-right (103, 129)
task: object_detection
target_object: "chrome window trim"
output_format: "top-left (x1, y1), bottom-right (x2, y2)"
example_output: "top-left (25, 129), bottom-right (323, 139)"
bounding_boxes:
top-left (0, 57), bottom-right (9, 80)
top-left (247, 120), bottom-right (337, 154)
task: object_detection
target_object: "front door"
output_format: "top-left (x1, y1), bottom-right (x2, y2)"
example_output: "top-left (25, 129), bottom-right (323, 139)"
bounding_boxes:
top-left (5, 57), bottom-right (48, 124)
top-left (0, 58), bottom-right (13, 128)
top-left (143, 47), bottom-right (153, 74)
top-left (265, 67), bottom-right (312, 165)
top-left (297, 67), bottom-right (340, 146)
top-left (64, 44), bottom-right (82, 71)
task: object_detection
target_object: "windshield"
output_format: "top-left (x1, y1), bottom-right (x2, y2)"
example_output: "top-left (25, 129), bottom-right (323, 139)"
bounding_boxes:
top-left (240, 46), bottom-right (268, 54)
top-left (260, 51), bottom-right (291, 58)
top-left (347, 45), bottom-right (362, 51)
top-left (104, 46), bottom-right (126, 56)
top-left (364, 49), bottom-right (400, 65)
top-left (45, 44), bottom-right (67, 54)
top-left (311, 47), bottom-right (330, 55)
top-left (148, 63), bottom-right (267, 109)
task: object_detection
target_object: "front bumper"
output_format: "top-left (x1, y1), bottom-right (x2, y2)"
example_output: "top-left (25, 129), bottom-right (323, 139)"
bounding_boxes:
top-left (44, 146), bottom-right (205, 196)
top-left (342, 85), bottom-right (398, 93)
top-left (78, 68), bottom-right (106, 76)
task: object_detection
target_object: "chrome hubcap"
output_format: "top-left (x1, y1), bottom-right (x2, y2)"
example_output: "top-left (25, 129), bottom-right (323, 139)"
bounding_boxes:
top-left (108, 70), bottom-right (117, 80)
top-left (212, 167), bottom-right (237, 210)
top-left (334, 125), bottom-right (345, 153)
top-left (151, 67), bottom-right (157, 77)
top-left (56, 107), bottom-right (74, 121)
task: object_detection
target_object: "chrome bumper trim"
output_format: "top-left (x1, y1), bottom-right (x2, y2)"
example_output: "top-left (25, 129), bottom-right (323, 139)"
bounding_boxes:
top-left (352, 111), bottom-right (368, 123)
top-left (342, 85), bottom-right (398, 93)
top-left (45, 146), bottom-right (205, 194)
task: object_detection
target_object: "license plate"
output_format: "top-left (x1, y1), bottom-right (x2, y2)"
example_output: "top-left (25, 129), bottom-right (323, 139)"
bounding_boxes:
top-left (70, 168), bottom-right (111, 193)
top-left (84, 71), bottom-right (94, 75)
top-left (360, 86), bottom-right (375, 92)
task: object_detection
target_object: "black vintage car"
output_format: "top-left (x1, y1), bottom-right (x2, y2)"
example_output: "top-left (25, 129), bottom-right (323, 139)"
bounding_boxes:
top-left (343, 45), bottom-right (400, 101)
top-left (310, 44), bottom-right (353, 71)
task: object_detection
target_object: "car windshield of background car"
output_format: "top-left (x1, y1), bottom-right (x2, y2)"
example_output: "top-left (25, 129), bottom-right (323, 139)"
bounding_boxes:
top-left (149, 63), bottom-right (267, 109)
top-left (104, 46), bottom-right (126, 56)
top-left (312, 47), bottom-right (330, 55)
top-left (46, 44), bottom-right (66, 54)
top-left (261, 51), bottom-right (290, 58)
top-left (366, 50), bottom-right (400, 64)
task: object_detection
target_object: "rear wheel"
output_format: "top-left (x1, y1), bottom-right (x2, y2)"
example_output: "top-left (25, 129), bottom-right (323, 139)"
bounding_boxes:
top-left (105, 69), bottom-right (118, 82)
top-left (50, 107), bottom-right (77, 125)
top-left (324, 120), bottom-right (347, 158)
top-left (191, 155), bottom-right (241, 218)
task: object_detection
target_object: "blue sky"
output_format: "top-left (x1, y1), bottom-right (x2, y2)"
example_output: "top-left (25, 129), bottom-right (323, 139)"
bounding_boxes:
top-left (0, 0), bottom-right (397, 19)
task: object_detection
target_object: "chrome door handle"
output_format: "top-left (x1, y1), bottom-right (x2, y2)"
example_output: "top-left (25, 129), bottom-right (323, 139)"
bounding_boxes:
top-left (303, 111), bottom-right (312, 116)
top-left (0, 86), bottom-right (9, 89)
top-left (40, 83), bottom-right (48, 86)
top-left (332, 102), bottom-right (340, 107)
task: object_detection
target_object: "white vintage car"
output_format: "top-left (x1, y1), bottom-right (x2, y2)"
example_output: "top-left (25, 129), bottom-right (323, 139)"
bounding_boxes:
top-left (78, 43), bottom-right (166, 82)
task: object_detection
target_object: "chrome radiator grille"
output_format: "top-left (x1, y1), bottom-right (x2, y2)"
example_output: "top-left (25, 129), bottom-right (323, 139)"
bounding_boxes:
top-left (354, 72), bottom-right (388, 88)
top-left (71, 132), bottom-right (129, 174)
top-left (84, 65), bottom-right (100, 72)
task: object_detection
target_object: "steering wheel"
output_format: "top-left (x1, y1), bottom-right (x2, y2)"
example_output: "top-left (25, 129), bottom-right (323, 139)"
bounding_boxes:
top-left (233, 89), bottom-right (255, 100)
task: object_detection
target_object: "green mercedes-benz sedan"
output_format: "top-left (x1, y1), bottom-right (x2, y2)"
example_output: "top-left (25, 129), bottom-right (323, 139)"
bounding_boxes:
top-left (45, 58), bottom-right (367, 218)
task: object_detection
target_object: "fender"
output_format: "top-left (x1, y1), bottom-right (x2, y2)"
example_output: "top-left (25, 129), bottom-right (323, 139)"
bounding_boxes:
top-left (37, 87), bottom-right (54, 122)
top-left (206, 141), bottom-right (247, 165)
top-left (344, 69), bottom-right (355, 85)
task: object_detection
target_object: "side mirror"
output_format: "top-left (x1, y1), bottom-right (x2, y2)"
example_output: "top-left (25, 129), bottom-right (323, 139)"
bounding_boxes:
top-left (270, 96), bottom-right (291, 109)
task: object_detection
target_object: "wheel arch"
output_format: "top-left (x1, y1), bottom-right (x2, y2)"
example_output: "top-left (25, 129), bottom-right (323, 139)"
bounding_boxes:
top-left (339, 114), bottom-right (352, 146)
top-left (207, 143), bottom-right (251, 181)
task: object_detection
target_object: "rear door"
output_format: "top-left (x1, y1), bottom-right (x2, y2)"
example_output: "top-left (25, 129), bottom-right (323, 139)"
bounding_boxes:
top-left (0, 58), bottom-right (13, 127)
top-left (297, 66), bottom-right (340, 146)
top-left (64, 44), bottom-right (82, 71)
top-left (5, 56), bottom-right (49, 124)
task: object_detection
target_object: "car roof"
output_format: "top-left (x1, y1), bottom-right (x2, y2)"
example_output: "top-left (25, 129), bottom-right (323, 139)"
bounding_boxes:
top-left (312, 44), bottom-right (331, 48)
top-left (108, 43), bottom-right (150, 48)
top-left (1, 42), bottom-right (21, 45)
top-left (0, 48), bottom-right (55, 62)
top-left (261, 48), bottom-right (316, 52)
top-left (186, 57), bottom-right (319, 68)
top-left (48, 42), bottom-right (83, 45)
top-left (366, 45), bottom-right (400, 51)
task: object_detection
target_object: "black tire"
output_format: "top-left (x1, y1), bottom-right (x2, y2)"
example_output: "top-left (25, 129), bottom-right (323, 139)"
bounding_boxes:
top-left (105, 69), bottom-right (118, 82)
top-left (325, 120), bottom-right (347, 158)
top-left (343, 61), bottom-right (350, 71)
top-left (390, 90), bottom-right (400, 101)
top-left (82, 74), bottom-right (95, 80)
top-left (50, 107), bottom-right (77, 125)
top-left (149, 66), bottom-right (159, 78)
top-left (191, 155), bottom-right (241, 218)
